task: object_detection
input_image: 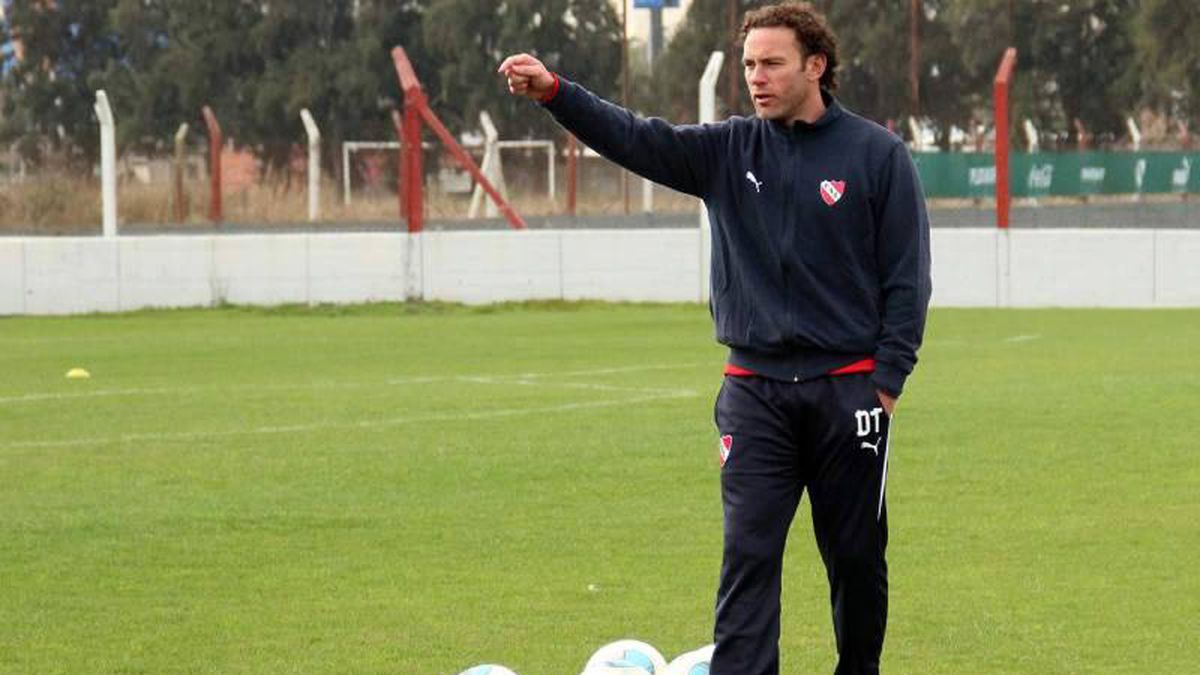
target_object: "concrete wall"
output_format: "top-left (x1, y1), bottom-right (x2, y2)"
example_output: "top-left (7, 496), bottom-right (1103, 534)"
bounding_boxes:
top-left (0, 239), bottom-right (26, 314)
top-left (928, 229), bottom-right (1200, 308)
top-left (1154, 230), bottom-right (1200, 307)
top-left (2, 228), bottom-right (1199, 315)
top-left (928, 229), bottom-right (1000, 307)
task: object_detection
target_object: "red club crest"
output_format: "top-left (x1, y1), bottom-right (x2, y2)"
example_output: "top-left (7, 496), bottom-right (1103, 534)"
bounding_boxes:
top-left (719, 434), bottom-right (733, 467)
top-left (819, 180), bottom-right (846, 206)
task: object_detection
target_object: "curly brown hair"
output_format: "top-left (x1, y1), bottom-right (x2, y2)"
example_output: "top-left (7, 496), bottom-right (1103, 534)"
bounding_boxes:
top-left (741, 2), bottom-right (840, 92)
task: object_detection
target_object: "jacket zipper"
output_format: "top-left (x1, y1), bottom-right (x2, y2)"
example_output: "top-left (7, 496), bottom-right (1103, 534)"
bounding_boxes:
top-left (779, 130), bottom-right (798, 375)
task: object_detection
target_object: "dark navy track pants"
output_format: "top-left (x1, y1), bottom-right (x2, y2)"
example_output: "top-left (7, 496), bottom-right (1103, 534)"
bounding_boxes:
top-left (710, 373), bottom-right (892, 675)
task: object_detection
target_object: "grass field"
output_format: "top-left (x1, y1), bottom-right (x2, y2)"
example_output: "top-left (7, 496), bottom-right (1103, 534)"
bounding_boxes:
top-left (1, 303), bottom-right (1197, 674)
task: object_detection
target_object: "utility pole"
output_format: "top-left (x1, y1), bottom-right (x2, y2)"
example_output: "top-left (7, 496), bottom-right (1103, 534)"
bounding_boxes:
top-left (621, 0), bottom-right (630, 114)
top-left (1008, 0), bottom-right (1016, 47)
top-left (910, 0), bottom-right (921, 118)
top-left (726, 0), bottom-right (739, 116)
top-left (648, 5), bottom-right (664, 69)
top-left (622, 0), bottom-right (630, 214)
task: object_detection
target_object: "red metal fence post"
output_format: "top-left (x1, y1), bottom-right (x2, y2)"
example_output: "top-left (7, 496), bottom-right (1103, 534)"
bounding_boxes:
top-left (416, 105), bottom-right (525, 228)
top-left (201, 106), bottom-right (223, 223)
top-left (391, 46), bottom-right (526, 230)
top-left (993, 48), bottom-right (1017, 230)
top-left (566, 134), bottom-right (578, 217)
top-left (390, 110), bottom-right (407, 223)
top-left (404, 101), bottom-right (424, 233)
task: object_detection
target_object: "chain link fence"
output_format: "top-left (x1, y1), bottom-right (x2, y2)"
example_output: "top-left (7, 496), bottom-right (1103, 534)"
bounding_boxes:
top-left (2, 141), bottom-right (1198, 235)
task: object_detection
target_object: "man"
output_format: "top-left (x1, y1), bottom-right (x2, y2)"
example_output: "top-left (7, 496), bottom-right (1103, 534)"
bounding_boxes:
top-left (500, 3), bottom-right (930, 673)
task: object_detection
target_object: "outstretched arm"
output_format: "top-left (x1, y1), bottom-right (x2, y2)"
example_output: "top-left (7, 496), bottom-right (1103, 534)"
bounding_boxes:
top-left (498, 53), bottom-right (722, 198)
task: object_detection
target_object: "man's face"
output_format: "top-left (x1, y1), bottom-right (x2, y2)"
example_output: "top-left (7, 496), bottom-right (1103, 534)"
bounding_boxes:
top-left (743, 27), bottom-right (822, 122)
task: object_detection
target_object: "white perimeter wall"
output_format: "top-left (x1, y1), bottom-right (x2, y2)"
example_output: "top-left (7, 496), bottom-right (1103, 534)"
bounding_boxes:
top-left (1, 228), bottom-right (1199, 315)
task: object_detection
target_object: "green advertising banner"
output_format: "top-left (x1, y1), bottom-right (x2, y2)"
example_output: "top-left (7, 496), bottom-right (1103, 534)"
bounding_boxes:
top-left (912, 152), bottom-right (1198, 198)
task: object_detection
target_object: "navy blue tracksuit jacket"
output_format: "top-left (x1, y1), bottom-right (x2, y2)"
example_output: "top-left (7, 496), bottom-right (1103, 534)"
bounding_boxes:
top-left (543, 77), bottom-right (931, 396)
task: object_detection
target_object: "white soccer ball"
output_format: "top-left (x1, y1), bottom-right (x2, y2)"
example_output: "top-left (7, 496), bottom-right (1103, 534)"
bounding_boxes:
top-left (583, 660), bottom-right (657, 675)
top-left (582, 639), bottom-right (668, 674)
top-left (663, 644), bottom-right (715, 675)
top-left (458, 665), bottom-right (519, 675)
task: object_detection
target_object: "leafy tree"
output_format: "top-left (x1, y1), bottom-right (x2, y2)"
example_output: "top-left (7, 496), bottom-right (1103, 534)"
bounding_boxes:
top-left (944, 0), bottom-right (1139, 148)
top-left (1052, 0), bottom-right (1140, 145)
top-left (1134, 0), bottom-right (1200, 123)
top-left (241, 0), bottom-right (366, 170)
top-left (640, 0), bottom-right (971, 141)
top-left (645, 0), bottom-right (1144, 148)
top-left (346, 0), bottom-right (434, 141)
top-left (0, 0), bottom-right (122, 166)
top-left (638, 0), bottom-right (772, 121)
top-left (105, 0), bottom-right (427, 170)
top-left (100, 0), bottom-right (232, 156)
top-left (0, 0), bottom-right (1192, 169)
top-left (3, 0), bottom-right (435, 171)
top-left (422, 0), bottom-right (622, 139)
top-left (824, 0), bottom-right (975, 138)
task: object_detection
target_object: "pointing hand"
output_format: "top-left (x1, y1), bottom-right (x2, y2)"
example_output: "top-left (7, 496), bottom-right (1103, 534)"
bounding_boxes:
top-left (497, 53), bottom-right (557, 101)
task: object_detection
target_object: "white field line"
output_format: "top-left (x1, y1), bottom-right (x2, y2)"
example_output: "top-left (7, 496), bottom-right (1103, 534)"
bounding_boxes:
top-left (0, 382), bottom-right (389, 405)
top-left (0, 362), bottom-right (711, 406)
top-left (383, 361), bottom-right (711, 384)
top-left (510, 362), bottom-right (711, 378)
top-left (454, 375), bottom-right (693, 396)
top-left (1, 390), bottom-right (700, 451)
top-left (923, 336), bottom-right (1049, 347)
top-left (1, 362), bottom-right (710, 450)
top-left (0, 386), bottom-right (181, 404)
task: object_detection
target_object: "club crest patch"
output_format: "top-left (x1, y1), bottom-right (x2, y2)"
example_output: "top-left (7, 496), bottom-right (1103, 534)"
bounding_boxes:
top-left (819, 179), bottom-right (846, 206)
top-left (719, 434), bottom-right (733, 467)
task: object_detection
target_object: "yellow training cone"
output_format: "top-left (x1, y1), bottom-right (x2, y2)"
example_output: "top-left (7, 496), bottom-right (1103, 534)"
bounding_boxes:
top-left (65, 368), bottom-right (91, 380)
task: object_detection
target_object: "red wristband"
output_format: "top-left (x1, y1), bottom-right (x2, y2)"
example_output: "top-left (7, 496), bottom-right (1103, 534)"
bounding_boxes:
top-left (539, 73), bottom-right (561, 103)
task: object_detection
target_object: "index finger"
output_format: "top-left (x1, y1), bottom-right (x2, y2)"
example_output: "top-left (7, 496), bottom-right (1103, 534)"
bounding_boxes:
top-left (497, 53), bottom-right (535, 74)
top-left (506, 63), bottom-right (544, 78)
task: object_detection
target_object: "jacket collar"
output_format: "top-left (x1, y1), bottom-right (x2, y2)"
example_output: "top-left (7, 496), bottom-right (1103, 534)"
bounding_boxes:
top-left (768, 89), bottom-right (843, 134)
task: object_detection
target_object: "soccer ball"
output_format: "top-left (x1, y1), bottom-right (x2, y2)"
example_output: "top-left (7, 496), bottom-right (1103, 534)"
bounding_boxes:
top-left (458, 665), bottom-right (519, 675)
top-left (582, 639), bottom-right (668, 674)
top-left (582, 660), bottom-right (658, 675)
top-left (662, 644), bottom-right (715, 675)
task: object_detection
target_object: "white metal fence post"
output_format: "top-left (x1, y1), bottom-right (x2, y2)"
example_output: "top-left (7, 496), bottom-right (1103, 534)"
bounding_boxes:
top-left (300, 109), bottom-right (321, 222)
top-left (1023, 118), bottom-right (1040, 153)
top-left (699, 51), bottom-right (724, 303)
top-left (908, 116), bottom-right (925, 151)
top-left (1126, 116), bottom-right (1142, 151)
top-left (470, 111), bottom-right (505, 219)
top-left (94, 90), bottom-right (117, 237)
top-left (342, 143), bottom-right (352, 207)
